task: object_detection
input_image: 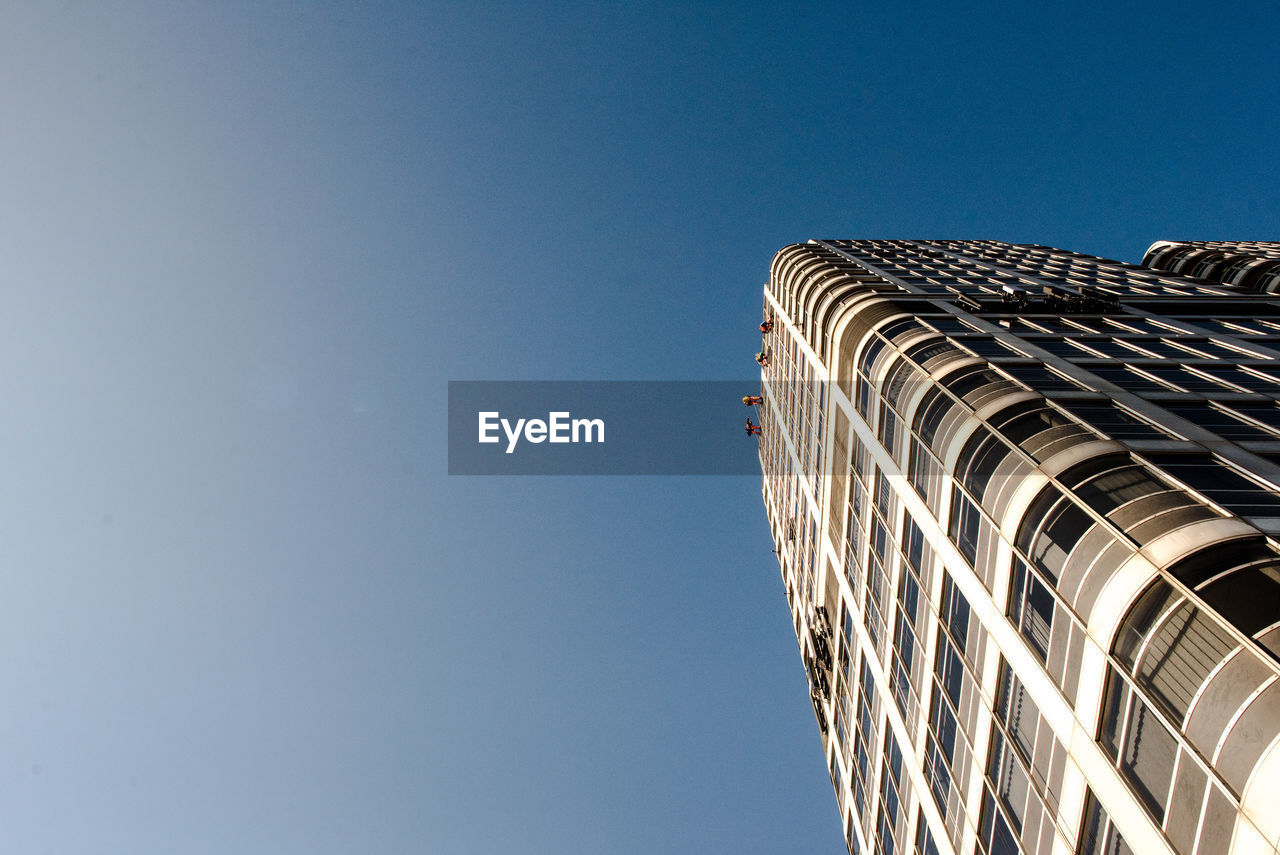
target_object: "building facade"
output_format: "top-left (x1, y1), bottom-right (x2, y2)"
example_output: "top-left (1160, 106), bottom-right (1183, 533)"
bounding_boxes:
top-left (1141, 241), bottom-right (1280, 293)
top-left (756, 240), bottom-right (1280, 855)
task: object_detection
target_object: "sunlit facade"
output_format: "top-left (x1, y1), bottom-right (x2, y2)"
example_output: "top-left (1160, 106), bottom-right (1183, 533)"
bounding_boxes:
top-left (1142, 241), bottom-right (1280, 293)
top-left (757, 240), bottom-right (1280, 855)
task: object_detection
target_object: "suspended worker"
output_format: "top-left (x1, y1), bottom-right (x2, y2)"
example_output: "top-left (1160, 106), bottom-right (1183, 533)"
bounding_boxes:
top-left (742, 395), bottom-right (763, 406)
top-left (755, 351), bottom-right (768, 366)
top-left (745, 419), bottom-right (762, 436)
top-left (760, 316), bottom-right (774, 334)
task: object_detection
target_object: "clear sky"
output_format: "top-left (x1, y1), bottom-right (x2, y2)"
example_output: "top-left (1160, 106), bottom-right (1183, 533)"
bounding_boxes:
top-left (0, 2), bottom-right (1277, 853)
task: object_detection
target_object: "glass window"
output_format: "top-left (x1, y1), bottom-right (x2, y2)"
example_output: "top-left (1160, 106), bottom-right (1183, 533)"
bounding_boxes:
top-left (891, 620), bottom-right (918, 718)
top-left (1010, 559), bottom-right (1054, 661)
top-left (1033, 339), bottom-right (1097, 360)
top-left (935, 636), bottom-right (965, 708)
top-left (1112, 580), bottom-right (1180, 669)
top-left (1140, 365), bottom-right (1230, 395)
top-left (1227, 402), bottom-right (1280, 430)
top-left (905, 516), bottom-right (927, 575)
top-left (941, 572), bottom-right (971, 648)
top-left (1057, 401), bottom-right (1170, 441)
top-left (872, 516), bottom-right (889, 561)
top-left (950, 488), bottom-right (981, 565)
top-left (963, 337), bottom-right (1027, 359)
top-left (1189, 319), bottom-right (1258, 337)
top-left (1070, 458), bottom-right (1174, 516)
top-left (1016, 484), bottom-right (1065, 556)
top-left (997, 664), bottom-right (1041, 763)
top-left (906, 338), bottom-right (961, 366)
top-left (881, 318), bottom-right (927, 341)
top-left (1077, 790), bottom-right (1133, 855)
top-left (1245, 365), bottom-right (1280, 385)
top-left (1146, 452), bottom-right (1280, 518)
top-left (1087, 338), bottom-right (1155, 359)
top-left (858, 374), bottom-right (874, 419)
top-left (1103, 318), bottom-right (1144, 334)
top-left (1099, 674), bottom-right (1178, 823)
top-left (998, 318), bottom-right (1050, 334)
top-left (916, 811), bottom-right (941, 855)
top-left (866, 557), bottom-right (888, 653)
top-left (853, 659), bottom-right (879, 819)
top-left (925, 735), bottom-right (954, 817)
top-left (1085, 365), bottom-right (1181, 396)
top-left (878, 729), bottom-right (906, 855)
top-left (1119, 694), bottom-right (1178, 821)
top-left (884, 357), bottom-right (923, 412)
top-left (1197, 566), bottom-right (1280, 638)
top-left (859, 336), bottom-right (888, 408)
top-left (876, 471), bottom-right (894, 519)
top-left (960, 429), bottom-right (1014, 505)
top-left (1028, 498), bottom-right (1093, 584)
top-left (1134, 600), bottom-right (1235, 724)
top-left (998, 363), bottom-right (1081, 393)
top-left (881, 407), bottom-right (902, 456)
top-left (915, 386), bottom-right (957, 455)
top-left (1125, 339), bottom-right (1210, 360)
top-left (1180, 338), bottom-right (1271, 360)
top-left (1205, 366), bottom-right (1280, 393)
top-left (1182, 368), bottom-right (1274, 394)
top-left (1099, 670), bottom-right (1126, 758)
top-left (999, 404), bottom-right (1088, 458)
top-left (923, 317), bottom-right (974, 335)
top-left (943, 366), bottom-right (1017, 406)
top-left (979, 789), bottom-right (1021, 855)
top-left (987, 733), bottom-right (1032, 846)
top-left (1162, 402), bottom-right (1278, 441)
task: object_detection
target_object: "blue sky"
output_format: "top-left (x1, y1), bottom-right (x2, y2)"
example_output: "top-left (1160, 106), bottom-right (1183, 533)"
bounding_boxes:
top-left (0, 2), bottom-right (1277, 853)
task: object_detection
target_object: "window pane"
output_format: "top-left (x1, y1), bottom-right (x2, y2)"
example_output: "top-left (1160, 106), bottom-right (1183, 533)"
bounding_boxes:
top-left (962, 430), bottom-right (1013, 504)
top-left (1010, 560), bottom-right (1054, 661)
top-left (1058, 401), bottom-right (1169, 440)
top-left (950, 487), bottom-right (981, 565)
top-left (915, 388), bottom-right (954, 452)
top-left (1098, 670), bottom-right (1127, 761)
top-left (1086, 366), bottom-right (1179, 396)
top-left (1074, 464), bottom-right (1171, 516)
top-left (1112, 580), bottom-right (1179, 670)
top-left (1163, 403), bottom-right (1277, 441)
top-left (1197, 566), bottom-right (1280, 638)
top-left (1228, 402), bottom-right (1280, 430)
top-left (1136, 602), bottom-right (1236, 723)
top-left (1146, 453), bottom-right (1280, 518)
top-left (936, 635), bottom-right (964, 706)
top-left (998, 665), bottom-right (1041, 762)
top-left (997, 363), bottom-right (1080, 393)
top-left (1119, 695), bottom-right (1178, 822)
top-left (980, 790), bottom-right (1022, 855)
top-left (1077, 790), bottom-right (1133, 855)
top-left (942, 573), bottom-right (971, 647)
top-left (1029, 500), bottom-right (1092, 584)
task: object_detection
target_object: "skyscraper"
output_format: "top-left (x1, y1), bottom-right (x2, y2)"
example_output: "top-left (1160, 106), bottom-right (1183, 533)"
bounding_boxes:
top-left (756, 240), bottom-right (1280, 855)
